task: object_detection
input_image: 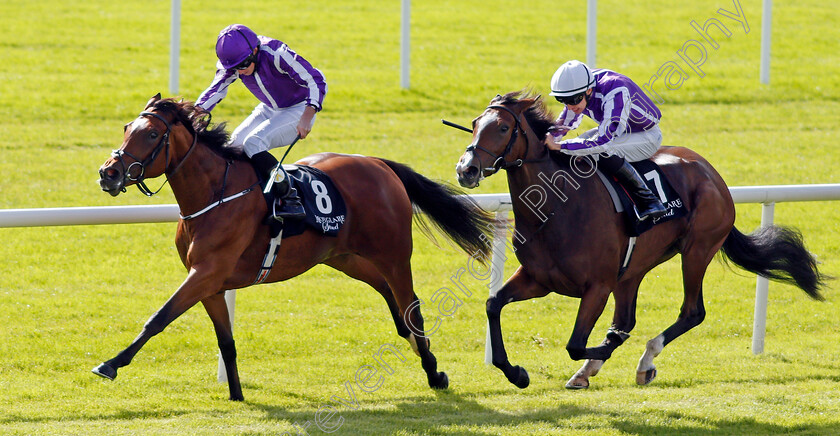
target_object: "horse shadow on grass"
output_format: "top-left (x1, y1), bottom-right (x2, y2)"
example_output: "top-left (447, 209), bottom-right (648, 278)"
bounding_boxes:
top-left (247, 385), bottom-right (839, 435)
top-left (249, 387), bottom-right (596, 435)
top-left (613, 414), bottom-right (840, 436)
top-left (645, 354), bottom-right (840, 390)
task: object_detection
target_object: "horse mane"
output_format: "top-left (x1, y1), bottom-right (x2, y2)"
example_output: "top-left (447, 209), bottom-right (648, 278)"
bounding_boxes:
top-left (149, 98), bottom-right (245, 160)
top-left (491, 90), bottom-right (556, 140)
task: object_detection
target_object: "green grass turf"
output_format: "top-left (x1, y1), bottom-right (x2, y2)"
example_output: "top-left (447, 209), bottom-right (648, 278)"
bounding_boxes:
top-left (1, 0), bottom-right (838, 434)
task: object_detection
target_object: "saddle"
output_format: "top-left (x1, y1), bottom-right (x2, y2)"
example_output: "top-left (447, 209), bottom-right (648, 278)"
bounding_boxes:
top-left (262, 164), bottom-right (347, 239)
top-left (595, 159), bottom-right (687, 237)
top-left (590, 158), bottom-right (688, 278)
top-left (254, 165), bottom-right (347, 284)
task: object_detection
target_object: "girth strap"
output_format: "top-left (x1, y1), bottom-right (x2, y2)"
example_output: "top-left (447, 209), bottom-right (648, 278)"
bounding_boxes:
top-left (617, 236), bottom-right (637, 279)
top-left (253, 228), bottom-right (284, 285)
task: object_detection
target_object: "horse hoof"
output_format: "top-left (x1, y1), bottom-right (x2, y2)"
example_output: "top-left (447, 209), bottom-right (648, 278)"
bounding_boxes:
top-left (636, 368), bottom-right (657, 385)
top-left (509, 366), bottom-right (530, 389)
top-left (565, 375), bottom-right (590, 390)
top-left (430, 372), bottom-right (449, 390)
top-left (92, 363), bottom-right (117, 380)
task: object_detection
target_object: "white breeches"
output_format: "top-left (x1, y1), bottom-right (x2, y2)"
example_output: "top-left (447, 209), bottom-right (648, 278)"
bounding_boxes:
top-left (560, 125), bottom-right (662, 162)
top-left (231, 102), bottom-right (316, 158)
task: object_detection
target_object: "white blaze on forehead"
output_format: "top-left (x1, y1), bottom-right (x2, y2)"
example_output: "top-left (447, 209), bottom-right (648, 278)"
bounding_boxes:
top-left (128, 117), bottom-right (152, 135)
top-left (457, 111), bottom-right (500, 168)
top-left (475, 111), bottom-right (500, 135)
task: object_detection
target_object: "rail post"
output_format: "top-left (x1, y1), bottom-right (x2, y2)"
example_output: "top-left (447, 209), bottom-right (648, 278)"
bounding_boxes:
top-left (751, 202), bottom-right (775, 354)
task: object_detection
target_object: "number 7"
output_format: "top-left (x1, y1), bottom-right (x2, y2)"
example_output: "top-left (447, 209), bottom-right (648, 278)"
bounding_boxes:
top-left (643, 170), bottom-right (667, 203)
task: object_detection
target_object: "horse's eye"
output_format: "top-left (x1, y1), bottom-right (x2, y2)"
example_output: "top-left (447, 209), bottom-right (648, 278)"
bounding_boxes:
top-left (500, 125), bottom-right (509, 133)
top-left (150, 131), bottom-right (159, 140)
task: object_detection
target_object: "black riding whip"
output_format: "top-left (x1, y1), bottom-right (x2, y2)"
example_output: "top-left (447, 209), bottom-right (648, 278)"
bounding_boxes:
top-left (279, 134), bottom-right (301, 164)
top-left (441, 119), bottom-right (473, 133)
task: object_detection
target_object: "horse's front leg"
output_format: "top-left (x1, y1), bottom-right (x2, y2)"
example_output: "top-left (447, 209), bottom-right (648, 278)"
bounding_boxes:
top-left (564, 282), bottom-right (614, 363)
top-left (566, 276), bottom-right (641, 389)
top-left (486, 267), bottom-right (551, 389)
top-left (92, 265), bottom-right (228, 383)
top-left (201, 292), bottom-right (243, 401)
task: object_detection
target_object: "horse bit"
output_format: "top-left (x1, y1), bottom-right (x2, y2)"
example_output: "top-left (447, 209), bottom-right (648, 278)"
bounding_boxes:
top-left (110, 111), bottom-right (196, 197)
top-left (462, 104), bottom-right (546, 177)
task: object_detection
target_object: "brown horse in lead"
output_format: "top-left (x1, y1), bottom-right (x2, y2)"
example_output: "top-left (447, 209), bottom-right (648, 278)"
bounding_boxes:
top-left (455, 91), bottom-right (826, 389)
top-left (95, 95), bottom-right (498, 400)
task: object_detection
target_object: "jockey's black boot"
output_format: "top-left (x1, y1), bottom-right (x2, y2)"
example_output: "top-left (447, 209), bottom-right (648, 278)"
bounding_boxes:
top-left (250, 151), bottom-right (279, 183)
top-left (250, 151), bottom-right (306, 220)
top-left (265, 164), bottom-right (306, 219)
top-left (613, 161), bottom-right (667, 221)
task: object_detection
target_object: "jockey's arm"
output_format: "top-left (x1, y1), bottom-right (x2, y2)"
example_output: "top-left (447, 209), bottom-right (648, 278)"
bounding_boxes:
top-left (296, 105), bottom-right (318, 139)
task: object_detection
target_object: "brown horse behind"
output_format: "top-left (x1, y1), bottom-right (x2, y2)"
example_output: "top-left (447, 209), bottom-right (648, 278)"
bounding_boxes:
top-left (455, 92), bottom-right (826, 389)
top-left (95, 95), bottom-right (497, 400)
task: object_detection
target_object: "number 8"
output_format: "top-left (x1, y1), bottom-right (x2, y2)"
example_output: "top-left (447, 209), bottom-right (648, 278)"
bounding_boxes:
top-left (310, 180), bottom-right (333, 214)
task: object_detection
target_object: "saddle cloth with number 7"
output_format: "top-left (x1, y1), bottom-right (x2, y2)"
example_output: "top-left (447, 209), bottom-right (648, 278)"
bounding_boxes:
top-left (596, 159), bottom-right (688, 237)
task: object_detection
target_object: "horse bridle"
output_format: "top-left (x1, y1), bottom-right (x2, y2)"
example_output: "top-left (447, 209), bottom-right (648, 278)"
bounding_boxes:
top-left (110, 111), bottom-right (197, 196)
top-left (466, 104), bottom-right (547, 177)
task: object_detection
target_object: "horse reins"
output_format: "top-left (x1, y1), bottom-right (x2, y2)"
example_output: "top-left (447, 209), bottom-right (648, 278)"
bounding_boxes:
top-left (459, 104), bottom-right (549, 177)
top-left (111, 108), bottom-right (261, 220)
top-left (111, 111), bottom-right (198, 197)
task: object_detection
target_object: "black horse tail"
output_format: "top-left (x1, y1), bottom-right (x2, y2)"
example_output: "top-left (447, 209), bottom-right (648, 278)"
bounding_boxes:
top-left (720, 226), bottom-right (827, 301)
top-left (379, 158), bottom-right (499, 265)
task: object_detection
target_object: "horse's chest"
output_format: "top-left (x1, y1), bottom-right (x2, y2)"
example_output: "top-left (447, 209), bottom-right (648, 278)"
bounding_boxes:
top-left (513, 228), bottom-right (619, 296)
top-left (513, 246), bottom-right (579, 295)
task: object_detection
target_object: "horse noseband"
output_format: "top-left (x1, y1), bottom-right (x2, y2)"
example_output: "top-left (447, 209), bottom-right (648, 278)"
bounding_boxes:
top-left (469, 105), bottom-right (528, 176)
top-left (111, 111), bottom-right (174, 196)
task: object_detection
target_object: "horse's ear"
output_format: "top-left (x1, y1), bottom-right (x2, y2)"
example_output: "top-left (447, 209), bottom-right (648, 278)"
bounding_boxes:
top-left (145, 93), bottom-right (162, 109)
top-left (511, 95), bottom-right (536, 114)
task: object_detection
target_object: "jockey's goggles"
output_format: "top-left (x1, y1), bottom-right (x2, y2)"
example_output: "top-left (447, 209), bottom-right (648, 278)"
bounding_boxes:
top-left (555, 92), bottom-right (586, 106)
top-left (234, 53), bottom-right (257, 70)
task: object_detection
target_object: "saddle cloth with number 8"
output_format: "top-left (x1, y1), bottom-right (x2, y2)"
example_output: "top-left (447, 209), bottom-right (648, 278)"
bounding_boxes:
top-left (278, 164), bottom-right (347, 238)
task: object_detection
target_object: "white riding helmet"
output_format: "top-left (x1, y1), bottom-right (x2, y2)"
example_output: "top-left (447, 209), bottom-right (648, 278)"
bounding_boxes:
top-left (549, 60), bottom-right (595, 97)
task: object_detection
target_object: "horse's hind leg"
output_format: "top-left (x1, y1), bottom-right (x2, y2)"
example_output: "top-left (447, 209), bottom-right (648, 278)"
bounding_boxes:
top-left (382, 261), bottom-right (450, 389)
top-left (326, 255), bottom-right (445, 388)
top-left (325, 255), bottom-right (412, 344)
top-left (201, 292), bottom-right (243, 401)
top-left (566, 275), bottom-right (643, 389)
top-left (636, 178), bottom-right (734, 385)
top-left (391, 275), bottom-right (450, 388)
top-left (636, 246), bottom-right (718, 385)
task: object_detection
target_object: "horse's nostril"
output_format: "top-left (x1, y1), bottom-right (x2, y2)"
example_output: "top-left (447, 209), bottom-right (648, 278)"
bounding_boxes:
top-left (102, 168), bottom-right (119, 180)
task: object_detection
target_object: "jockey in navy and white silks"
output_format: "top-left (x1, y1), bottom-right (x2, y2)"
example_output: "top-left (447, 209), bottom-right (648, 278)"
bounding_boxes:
top-left (197, 24), bottom-right (327, 220)
top-left (547, 60), bottom-right (666, 221)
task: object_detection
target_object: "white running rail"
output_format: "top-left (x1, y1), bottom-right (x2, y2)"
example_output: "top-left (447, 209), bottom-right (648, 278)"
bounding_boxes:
top-left (2, 184), bottom-right (839, 380)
